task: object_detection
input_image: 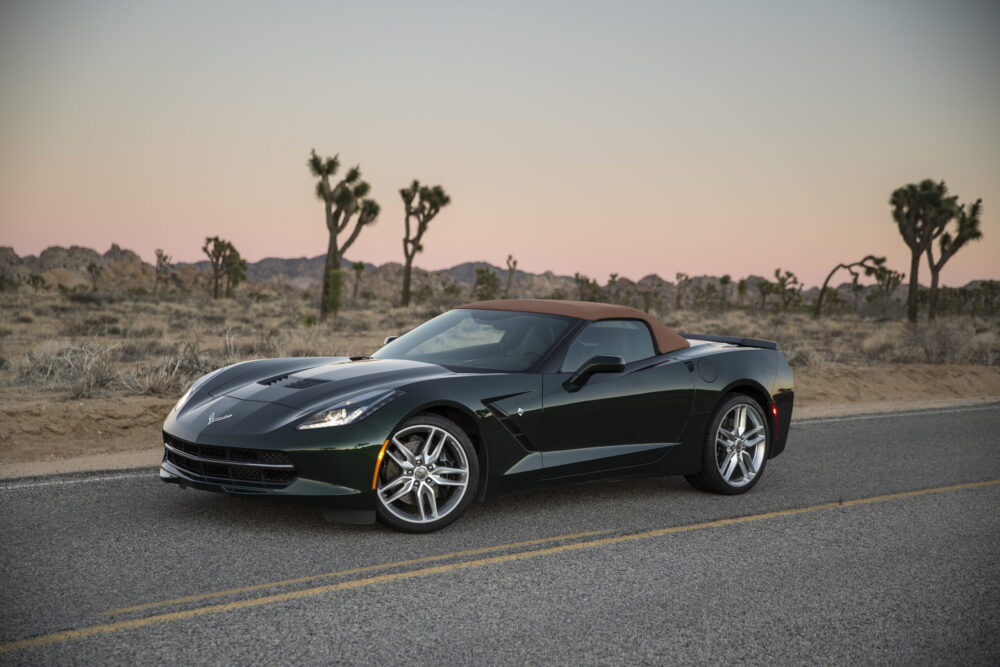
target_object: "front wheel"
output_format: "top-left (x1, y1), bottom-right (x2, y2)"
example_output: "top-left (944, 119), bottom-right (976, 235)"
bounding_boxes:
top-left (375, 414), bottom-right (479, 533)
top-left (685, 394), bottom-right (770, 495)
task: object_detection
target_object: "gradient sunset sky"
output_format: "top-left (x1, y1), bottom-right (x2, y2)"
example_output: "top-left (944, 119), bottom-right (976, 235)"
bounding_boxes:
top-left (1, 0), bottom-right (997, 286)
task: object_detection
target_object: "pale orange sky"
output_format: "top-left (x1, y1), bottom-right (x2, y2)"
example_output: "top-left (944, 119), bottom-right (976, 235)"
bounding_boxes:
top-left (1, 0), bottom-right (998, 286)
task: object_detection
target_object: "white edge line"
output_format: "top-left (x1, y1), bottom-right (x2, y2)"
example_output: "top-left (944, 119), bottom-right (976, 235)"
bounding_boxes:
top-left (794, 403), bottom-right (999, 426)
top-left (0, 471), bottom-right (153, 491)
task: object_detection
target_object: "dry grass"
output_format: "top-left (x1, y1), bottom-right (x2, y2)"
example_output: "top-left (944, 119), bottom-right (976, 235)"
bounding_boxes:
top-left (666, 310), bottom-right (1000, 367)
top-left (1, 291), bottom-right (998, 400)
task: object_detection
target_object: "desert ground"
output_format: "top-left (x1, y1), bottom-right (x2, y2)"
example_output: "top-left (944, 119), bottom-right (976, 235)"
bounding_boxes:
top-left (1, 290), bottom-right (998, 477)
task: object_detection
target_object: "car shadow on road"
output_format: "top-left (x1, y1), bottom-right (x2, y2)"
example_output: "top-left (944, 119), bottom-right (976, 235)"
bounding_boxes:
top-left (148, 474), bottom-right (718, 540)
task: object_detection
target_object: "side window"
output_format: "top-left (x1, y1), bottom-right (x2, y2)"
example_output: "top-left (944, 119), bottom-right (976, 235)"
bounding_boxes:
top-left (560, 319), bottom-right (656, 372)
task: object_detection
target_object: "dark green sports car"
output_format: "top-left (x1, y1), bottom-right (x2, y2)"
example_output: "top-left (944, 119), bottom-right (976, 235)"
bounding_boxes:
top-left (161, 299), bottom-right (794, 532)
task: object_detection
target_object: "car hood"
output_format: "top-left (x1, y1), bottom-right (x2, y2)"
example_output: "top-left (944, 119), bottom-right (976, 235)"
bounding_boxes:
top-left (218, 357), bottom-right (453, 411)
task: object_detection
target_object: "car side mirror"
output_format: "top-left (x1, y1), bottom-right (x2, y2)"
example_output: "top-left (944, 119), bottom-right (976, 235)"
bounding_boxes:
top-left (383, 335), bottom-right (399, 346)
top-left (564, 355), bottom-right (625, 391)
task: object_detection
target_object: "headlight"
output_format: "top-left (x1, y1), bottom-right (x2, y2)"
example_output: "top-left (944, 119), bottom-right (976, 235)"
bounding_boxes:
top-left (296, 389), bottom-right (404, 430)
top-left (173, 367), bottom-right (226, 413)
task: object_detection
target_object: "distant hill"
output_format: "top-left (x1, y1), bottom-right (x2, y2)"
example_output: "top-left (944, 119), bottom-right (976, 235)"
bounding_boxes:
top-left (4, 244), bottom-right (993, 313)
top-left (0, 245), bottom-right (578, 301)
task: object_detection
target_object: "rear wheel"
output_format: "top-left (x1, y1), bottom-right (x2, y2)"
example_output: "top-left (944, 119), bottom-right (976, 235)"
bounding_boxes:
top-left (685, 393), bottom-right (769, 494)
top-left (375, 414), bottom-right (479, 533)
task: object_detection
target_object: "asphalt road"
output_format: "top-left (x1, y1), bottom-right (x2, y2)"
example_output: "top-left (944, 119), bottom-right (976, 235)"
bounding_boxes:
top-left (1, 404), bottom-right (998, 665)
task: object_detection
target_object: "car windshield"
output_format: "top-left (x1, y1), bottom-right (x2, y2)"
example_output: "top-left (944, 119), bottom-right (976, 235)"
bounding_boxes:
top-left (372, 309), bottom-right (574, 372)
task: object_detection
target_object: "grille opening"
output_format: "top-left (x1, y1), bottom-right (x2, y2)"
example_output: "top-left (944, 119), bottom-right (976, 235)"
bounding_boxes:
top-left (163, 434), bottom-right (297, 486)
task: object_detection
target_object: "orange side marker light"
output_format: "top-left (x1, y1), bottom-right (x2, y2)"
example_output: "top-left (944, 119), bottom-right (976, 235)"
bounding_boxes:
top-left (372, 439), bottom-right (390, 490)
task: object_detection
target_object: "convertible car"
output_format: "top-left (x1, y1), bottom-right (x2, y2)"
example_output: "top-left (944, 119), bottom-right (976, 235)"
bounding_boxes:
top-left (161, 299), bottom-right (794, 532)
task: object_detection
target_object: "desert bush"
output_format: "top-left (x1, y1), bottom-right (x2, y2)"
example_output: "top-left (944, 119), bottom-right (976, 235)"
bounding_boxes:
top-left (124, 325), bottom-right (164, 338)
top-left (782, 343), bottom-right (824, 367)
top-left (119, 339), bottom-right (171, 362)
top-left (62, 315), bottom-right (122, 337)
top-left (118, 343), bottom-right (205, 396)
top-left (17, 342), bottom-right (122, 398)
top-left (66, 292), bottom-right (104, 305)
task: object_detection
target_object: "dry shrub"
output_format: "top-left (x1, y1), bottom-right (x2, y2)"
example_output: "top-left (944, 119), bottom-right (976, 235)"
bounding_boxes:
top-left (125, 325), bottom-right (164, 338)
top-left (860, 329), bottom-right (905, 362)
top-left (17, 342), bottom-right (121, 398)
top-left (61, 315), bottom-right (122, 337)
top-left (118, 343), bottom-right (206, 396)
top-left (119, 339), bottom-right (171, 362)
top-left (783, 343), bottom-right (823, 367)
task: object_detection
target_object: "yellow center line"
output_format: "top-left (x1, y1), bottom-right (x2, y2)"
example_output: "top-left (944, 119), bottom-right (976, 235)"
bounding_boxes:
top-left (2, 478), bottom-right (997, 656)
top-left (99, 528), bottom-right (613, 616)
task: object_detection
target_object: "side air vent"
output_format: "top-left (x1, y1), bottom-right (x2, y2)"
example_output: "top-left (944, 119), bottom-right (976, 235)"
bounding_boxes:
top-left (483, 399), bottom-right (538, 452)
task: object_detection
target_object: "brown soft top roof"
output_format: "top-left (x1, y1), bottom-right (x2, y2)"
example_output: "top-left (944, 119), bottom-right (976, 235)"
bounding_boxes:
top-left (459, 299), bottom-right (689, 355)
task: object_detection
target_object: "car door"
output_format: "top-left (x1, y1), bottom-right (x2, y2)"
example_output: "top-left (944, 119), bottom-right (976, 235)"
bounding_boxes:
top-left (540, 319), bottom-right (694, 480)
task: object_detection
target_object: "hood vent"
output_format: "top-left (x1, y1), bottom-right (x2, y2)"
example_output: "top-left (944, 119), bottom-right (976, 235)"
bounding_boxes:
top-left (284, 378), bottom-right (328, 389)
top-left (257, 373), bottom-right (328, 389)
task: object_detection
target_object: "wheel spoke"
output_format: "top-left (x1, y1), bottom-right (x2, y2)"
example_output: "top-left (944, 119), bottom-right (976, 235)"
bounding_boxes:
top-left (390, 438), bottom-right (416, 465)
top-left (385, 449), bottom-right (408, 469)
top-left (720, 452), bottom-right (738, 480)
top-left (384, 479), bottom-right (414, 504)
top-left (743, 425), bottom-right (763, 440)
top-left (415, 483), bottom-right (436, 521)
top-left (745, 434), bottom-right (766, 448)
top-left (430, 470), bottom-right (466, 486)
top-left (425, 430), bottom-right (447, 464)
top-left (422, 484), bottom-right (438, 519)
top-left (735, 406), bottom-right (747, 436)
top-left (739, 451), bottom-right (756, 480)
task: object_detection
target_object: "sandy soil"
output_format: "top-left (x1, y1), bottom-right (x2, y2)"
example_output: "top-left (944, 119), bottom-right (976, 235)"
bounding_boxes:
top-left (1, 364), bottom-right (998, 479)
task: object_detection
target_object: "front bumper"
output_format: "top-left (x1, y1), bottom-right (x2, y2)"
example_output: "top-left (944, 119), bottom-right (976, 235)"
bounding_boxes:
top-left (159, 443), bottom-right (379, 524)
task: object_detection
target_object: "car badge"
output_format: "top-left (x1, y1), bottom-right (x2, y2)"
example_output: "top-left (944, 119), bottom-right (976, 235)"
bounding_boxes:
top-left (207, 412), bottom-right (233, 425)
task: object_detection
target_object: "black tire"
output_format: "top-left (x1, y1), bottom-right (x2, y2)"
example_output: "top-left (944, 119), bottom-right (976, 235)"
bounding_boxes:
top-left (375, 413), bottom-right (480, 533)
top-left (685, 393), bottom-right (770, 495)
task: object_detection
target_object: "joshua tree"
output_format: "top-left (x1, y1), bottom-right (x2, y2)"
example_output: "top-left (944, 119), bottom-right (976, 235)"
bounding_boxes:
top-left (773, 269), bottom-right (802, 311)
top-left (86, 263), bottom-right (103, 292)
top-left (325, 269), bottom-right (344, 319)
top-left (605, 273), bottom-right (620, 304)
top-left (926, 198), bottom-right (983, 319)
top-left (473, 267), bottom-right (500, 301)
top-left (639, 289), bottom-right (658, 313)
top-left (153, 248), bottom-right (172, 297)
top-left (719, 274), bottom-right (732, 308)
top-left (813, 255), bottom-right (885, 318)
top-left (308, 149), bottom-right (380, 320)
top-left (223, 247), bottom-right (247, 297)
top-left (870, 265), bottom-right (905, 314)
top-left (400, 181), bottom-right (450, 307)
top-left (504, 255), bottom-right (518, 298)
top-left (573, 273), bottom-right (603, 302)
top-left (674, 272), bottom-right (691, 310)
top-left (736, 278), bottom-right (748, 307)
top-left (202, 236), bottom-right (234, 299)
top-left (351, 261), bottom-right (365, 302)
top-left (890, 180), bottom-right (959, 322)
top-left (755, 278), bottom-right (773, 309)
top-left (851, 282), bottom-right (864, 312)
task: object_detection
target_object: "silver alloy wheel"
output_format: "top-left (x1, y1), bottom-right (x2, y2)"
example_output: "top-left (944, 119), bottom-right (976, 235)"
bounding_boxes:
top-left (377, 424), bottom-right (470, 524)
top-left (715, 402), bottom-right (766, 488)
